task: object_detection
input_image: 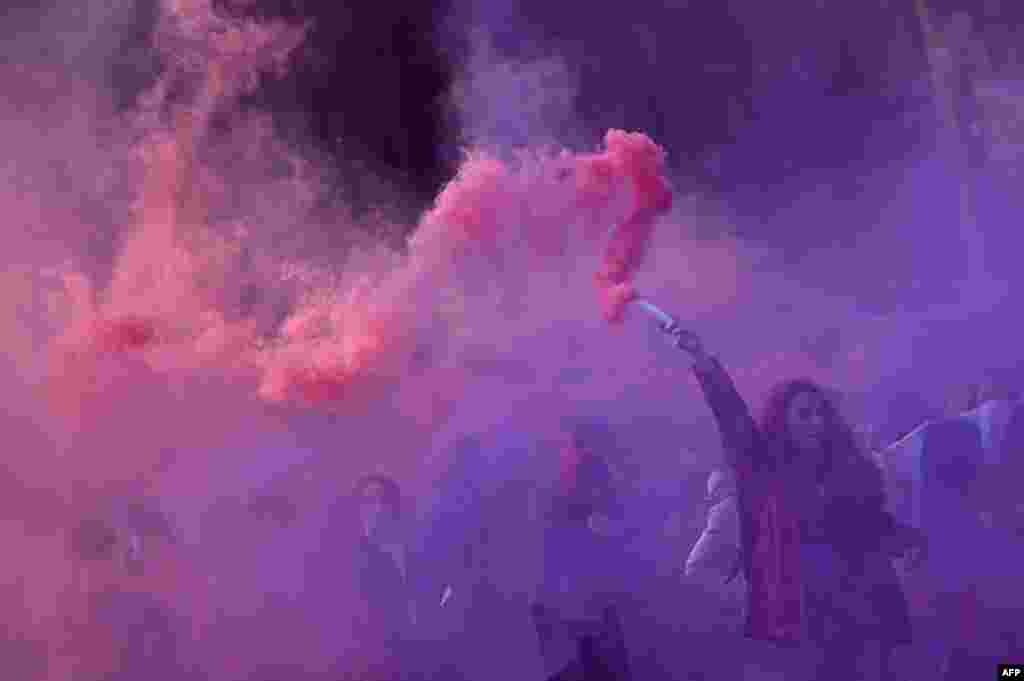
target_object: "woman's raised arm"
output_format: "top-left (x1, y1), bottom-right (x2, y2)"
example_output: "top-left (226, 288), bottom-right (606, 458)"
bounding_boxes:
top-left (663, 324), bottom-right (762, 471)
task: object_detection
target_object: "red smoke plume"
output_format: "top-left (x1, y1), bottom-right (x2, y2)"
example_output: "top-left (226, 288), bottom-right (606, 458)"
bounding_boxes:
top-left (582, 130), bottom-right (673, 323)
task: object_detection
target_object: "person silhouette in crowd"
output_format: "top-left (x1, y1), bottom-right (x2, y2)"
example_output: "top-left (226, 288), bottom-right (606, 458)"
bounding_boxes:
top-left (533, 420), bottom-right (633, 681)
top-left (666, 326), bottom-right (925, 680)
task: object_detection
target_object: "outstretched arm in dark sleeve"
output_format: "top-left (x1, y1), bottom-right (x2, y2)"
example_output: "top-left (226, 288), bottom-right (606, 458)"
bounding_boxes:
top-left (664, 324), bottom-right (764, 472)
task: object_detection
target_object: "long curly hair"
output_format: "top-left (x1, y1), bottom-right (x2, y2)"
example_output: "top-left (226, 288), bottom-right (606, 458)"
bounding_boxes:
top-left (758, 378), bottom-right (885, 505)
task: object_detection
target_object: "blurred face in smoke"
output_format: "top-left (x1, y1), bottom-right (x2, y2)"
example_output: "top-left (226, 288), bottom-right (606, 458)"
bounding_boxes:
top-left (785, 389), bottom-right (828, 454)
top-left (356, 477), bottom-right (403, 544)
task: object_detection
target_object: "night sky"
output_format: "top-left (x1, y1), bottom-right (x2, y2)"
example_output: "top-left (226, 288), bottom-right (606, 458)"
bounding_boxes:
top-left (4, 0), bottom-right (1023, 302)
top-left (54, 0), bottom-right (1020, 231)
top-left (235, 0), bottom-right (1022, 248)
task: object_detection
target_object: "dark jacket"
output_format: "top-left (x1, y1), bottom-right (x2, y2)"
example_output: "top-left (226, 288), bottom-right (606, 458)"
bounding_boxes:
top-left (348, 535), bottom-right (449, 680)
top-left (354, 537), bottom-right (417, 643)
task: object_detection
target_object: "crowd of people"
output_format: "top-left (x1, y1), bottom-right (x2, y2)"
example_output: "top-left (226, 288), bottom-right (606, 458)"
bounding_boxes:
top-left (67, 326), bottom-right (1023, 681)
top-left (318, 324), bottom-right (1023, 680)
